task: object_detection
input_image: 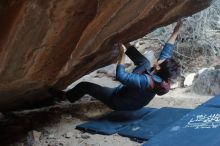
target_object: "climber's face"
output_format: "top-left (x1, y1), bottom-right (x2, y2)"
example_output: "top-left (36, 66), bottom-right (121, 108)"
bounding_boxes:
top-left (152, 59), bottom-right (165, 74)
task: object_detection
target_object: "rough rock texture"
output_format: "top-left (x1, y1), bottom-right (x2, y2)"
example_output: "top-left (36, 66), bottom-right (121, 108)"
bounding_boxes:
top-left (0, 0), bottom-right (213, 111)
top-left (192, 69), bottom-right (220, 96)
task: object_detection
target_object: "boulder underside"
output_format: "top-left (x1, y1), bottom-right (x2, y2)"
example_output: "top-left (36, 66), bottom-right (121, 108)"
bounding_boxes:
top-left (0, 0), bottom-right (213, 111)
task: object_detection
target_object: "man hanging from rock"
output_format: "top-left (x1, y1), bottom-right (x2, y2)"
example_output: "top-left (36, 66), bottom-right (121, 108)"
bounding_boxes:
top-left (48, 21), bottom-right (182, 111)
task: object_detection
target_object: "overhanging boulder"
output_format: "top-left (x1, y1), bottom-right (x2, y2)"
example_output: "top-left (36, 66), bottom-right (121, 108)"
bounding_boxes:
top-left (0, 0), bottom-right (214, 111)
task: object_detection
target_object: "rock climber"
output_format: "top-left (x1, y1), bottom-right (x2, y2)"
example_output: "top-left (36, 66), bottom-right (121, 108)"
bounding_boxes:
top-left (48, 21), bottom-right (182, 111)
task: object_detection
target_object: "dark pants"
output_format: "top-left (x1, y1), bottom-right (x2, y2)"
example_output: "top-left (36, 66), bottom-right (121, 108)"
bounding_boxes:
top-left (66, 82), bottom-right (114, 107)
top-left (125, 46), bottom-right (151, 74)
top-left (66, 46), bottom-right (150, 108)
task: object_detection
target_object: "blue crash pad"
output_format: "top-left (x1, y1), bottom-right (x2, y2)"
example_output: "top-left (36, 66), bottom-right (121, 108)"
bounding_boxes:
top-left (76, 107), bottom-right (156, 135)
top-left (118, 107), bottom-right (191, 141)
top-left (201, 93), bottom-right (220, 108)
top-left (143, 106), bottom-right (220, 146)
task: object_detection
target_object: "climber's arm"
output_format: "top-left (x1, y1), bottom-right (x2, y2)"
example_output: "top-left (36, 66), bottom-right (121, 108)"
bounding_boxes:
top-left (167, 21), bottom-right (182, 44)
top-left (159, 21), bottom-right (182, 60)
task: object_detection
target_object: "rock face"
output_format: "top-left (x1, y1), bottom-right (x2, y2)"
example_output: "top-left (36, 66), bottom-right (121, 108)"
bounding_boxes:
top-left (0, 0), bottom-right (213, 111)
top-left (192, 68), bottom-right (220, 96)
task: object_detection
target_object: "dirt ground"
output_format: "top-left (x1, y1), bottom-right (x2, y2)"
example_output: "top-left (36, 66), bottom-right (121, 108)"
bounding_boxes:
top-left (0, 71), bottom-right (213, 146)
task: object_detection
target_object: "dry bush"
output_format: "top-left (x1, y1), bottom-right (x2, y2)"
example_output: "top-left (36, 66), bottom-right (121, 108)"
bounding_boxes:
top-left (140, 0), bottom-right (220, 73)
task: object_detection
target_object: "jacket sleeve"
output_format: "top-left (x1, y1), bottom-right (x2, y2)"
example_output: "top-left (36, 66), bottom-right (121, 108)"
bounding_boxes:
top-left (116, 64), bottom-right (151, 89)
top-left (159, 43), bottom-right (174, 60)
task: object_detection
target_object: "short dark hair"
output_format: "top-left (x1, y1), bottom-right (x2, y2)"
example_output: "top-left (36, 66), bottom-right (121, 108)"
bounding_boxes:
top-left (156, 58), bottom-right (181, 82)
